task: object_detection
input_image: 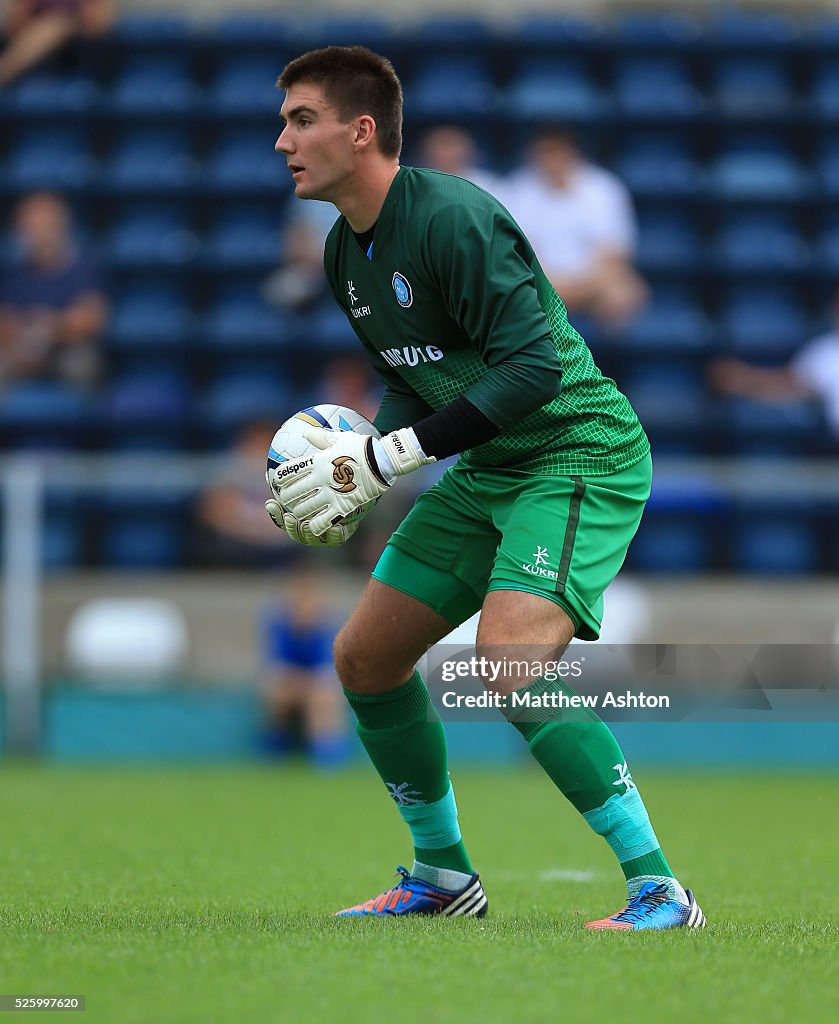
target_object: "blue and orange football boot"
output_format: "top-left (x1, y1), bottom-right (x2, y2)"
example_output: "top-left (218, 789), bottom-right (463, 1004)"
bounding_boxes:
top-left (585, 881), bottom-right (706, 931)
top-left (335, 866), bottom-right (488, 918)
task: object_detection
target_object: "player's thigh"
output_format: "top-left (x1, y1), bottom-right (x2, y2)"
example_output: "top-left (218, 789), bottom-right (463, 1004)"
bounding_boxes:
top-left (484, 455), bottom-right (652, 642)
top-left (476, 589), bottom-right (577, 694)
top-left (376, 465), bottom-right (501, 624)
top-left (334, 578), bottom-right (454, 694)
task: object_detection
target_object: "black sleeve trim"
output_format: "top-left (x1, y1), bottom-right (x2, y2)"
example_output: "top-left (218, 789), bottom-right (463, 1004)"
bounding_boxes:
top-left (412, 396), bottom-right (501, 461)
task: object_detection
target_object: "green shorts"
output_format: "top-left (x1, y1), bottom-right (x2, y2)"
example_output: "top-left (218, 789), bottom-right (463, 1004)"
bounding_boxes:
top-left (372, 454), bottom-right (652, 641)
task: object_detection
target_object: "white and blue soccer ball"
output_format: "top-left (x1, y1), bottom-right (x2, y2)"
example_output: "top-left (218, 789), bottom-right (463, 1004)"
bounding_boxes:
top-left (266, 404), bottom-right (381, 525)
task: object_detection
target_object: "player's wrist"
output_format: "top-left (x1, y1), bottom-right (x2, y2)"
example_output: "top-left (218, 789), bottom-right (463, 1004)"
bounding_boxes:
top-left (376, 427), bottom-right (436, 479)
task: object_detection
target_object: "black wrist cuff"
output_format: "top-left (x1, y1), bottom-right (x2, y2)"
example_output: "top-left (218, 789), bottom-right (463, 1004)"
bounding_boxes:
top-left (412, 397), bottom-right (501, 460)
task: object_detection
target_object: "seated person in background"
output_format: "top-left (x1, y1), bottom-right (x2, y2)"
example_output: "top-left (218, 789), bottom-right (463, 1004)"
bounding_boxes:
top-left (416, 124), bottom-right (504, 199)
top-left (0, 0), bottom-right (115, 85)
top-left (0, 191), bottom-right (107, 389)
top-left (195, 419), bottom-right (295, 567)
top-left (262, 198), bottom-right (337, 313)
top-left (504, 126), bottom-right (648, 331)
top-left (261, 566), bottom-right (351, 768)
top-left (710, 292), bottom-right (839, 441)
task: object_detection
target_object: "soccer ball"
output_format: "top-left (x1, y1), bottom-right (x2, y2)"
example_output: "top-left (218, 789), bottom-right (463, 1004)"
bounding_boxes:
top-left (266, 404), bottom-right (381, 526)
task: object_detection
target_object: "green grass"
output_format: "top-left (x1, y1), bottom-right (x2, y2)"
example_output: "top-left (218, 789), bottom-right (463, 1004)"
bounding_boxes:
top-left (1, 763), bottom-right (837, 1024)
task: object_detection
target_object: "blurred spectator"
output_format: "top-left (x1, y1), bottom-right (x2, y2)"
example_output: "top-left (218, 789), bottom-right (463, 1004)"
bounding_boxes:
top-left (195, 419), bottom-right (295, 567)
top-left (710, 292), bottom-right (839, 439)
top-left (504, 126), bottom-right (648, 331)
top-left (0, 0), bottom-right (115, 85)
top-left (262, 199), bottom-right (337, 314)
top-left (416, 124), bottom-right (504, 198)
top-left (260, 566), bottom-right (350, 767)
top-left (0, 192), bottom-right (107, 389)
top-left (319, 354), bottom-right (381, 423)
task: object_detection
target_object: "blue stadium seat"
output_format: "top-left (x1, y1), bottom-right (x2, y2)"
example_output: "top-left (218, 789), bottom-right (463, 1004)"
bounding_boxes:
top-left (3, 74), bottom-right (99, 117)
top-left (110, 56), bottom-right (198, 117)
top-left (208, 57), bottom-right (286, 117)
top-left (615, 136), bottom-right (703, 197)
top-left (713, 58), bottom-right (794, 116)
top-left (714, 213), bottom-right (809, 273)
top-left (635, 213), bottom-right (703, 273)
top-left (724, 398), bottom-right (825, 456)
top-left (730, 517), bottom-right (819, 575)
top-left (203, 288), bottom-right (289, 349)
top-left (817, 142), bottom-right (839, 198)
top-left (103, 372), bottom-right (190, 429)
top-left (409, 57), bottom-right (496, 118)
top-left (817, 217), bottom-right (839, 272)
top-left (710, 11), bottom-right (800, 49)
top-left (109, 283), bottom-right (193, 351)
top-left (613, 12), bottom-right (702, 47)
top-left (41, 516), bottom-right (83, 570)
top-left (629, 517), bottom-right (714, 573)
top-left (213, 15), bottom-right (289, 47)
top-left (719, 287), bottom-right (808, 359)
top-left (709, 142), bottom-right (811, 201)
top-left (511, 14), bottom-right (602, 47)
top-left (623, 362), bottom-right (707, 434)
top-left (105, 130), bottom-right (197, 194)
top-left (202, 374), bottom-right (290, 434)
top-left (623, 288), bottom-right (712, 352)
top-left (115, 14), bottom-right (193, 48)
top-left (5, 129), bottom-right (95, 191)
top-left (203, 210), bottom-right (281, 271)
top-left (509, 59), bottom-right (606, 121)
top-left (106, 206), bottom-right (198, 269)
top-left (204, 131), bottom-right (287, 194)
top-left (614, 58), bottom-right (703, 119)
top-left (414, 17), bottom-right (493, 45)
top-left (101, 516), bottom-right (185, 569)
top-left (286, 15), bottom-right (393, 50)
top-left (812, 65), bottom-right (839, 120)
top-left (0, 382), bottom-right (89, 433)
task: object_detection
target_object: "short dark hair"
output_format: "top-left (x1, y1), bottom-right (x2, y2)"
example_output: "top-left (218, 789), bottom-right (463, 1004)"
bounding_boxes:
top-left (278, 46), bottom-right (403, 159)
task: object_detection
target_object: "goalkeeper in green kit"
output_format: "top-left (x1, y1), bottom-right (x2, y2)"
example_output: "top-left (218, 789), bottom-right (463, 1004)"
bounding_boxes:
top-left (266, 45), bottom-right (705, 930)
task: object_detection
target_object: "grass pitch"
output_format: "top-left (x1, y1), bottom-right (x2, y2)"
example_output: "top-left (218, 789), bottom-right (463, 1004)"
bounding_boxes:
top-left (1, 762), bottom-right (837, 1024)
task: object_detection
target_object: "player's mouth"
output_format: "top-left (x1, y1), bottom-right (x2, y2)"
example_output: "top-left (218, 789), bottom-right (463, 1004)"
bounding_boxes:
top-left (289, 164), bottom-right (305, 179)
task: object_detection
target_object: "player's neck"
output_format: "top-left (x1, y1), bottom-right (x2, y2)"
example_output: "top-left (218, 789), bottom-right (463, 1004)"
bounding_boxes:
top-left (335, 162), bottom-right (400, 233)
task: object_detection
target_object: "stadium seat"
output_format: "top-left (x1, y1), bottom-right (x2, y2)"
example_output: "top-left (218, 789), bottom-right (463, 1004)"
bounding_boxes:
top-left (208, 57), bottom-right (287, 117)
top-left (710, 11), bottom-right (800, 49)
top-left (708, 143), bottom-right (811, 201)
top-left (3, 73), bottom-right (99, 117)
top-left (110, 56), bottom-right (198, 117)
top-left (212, 14), bottom-right (289, 47)
top-left (409, 57), bottom-right (496, 118)
top-left (108, 283), bottom-right (193, 351)
top-left (623, 288), bottom-right (712, 352)
top-left (817, 142), bottom-right (839, 198)
top-left (102, 372), bottom-right (190, 431)
top-left (511, 14), bottom-right (602, 47)
top-left (719, 287), bottom-right (809, 359)
top-left (414, 17), bottom-right (493, 45)
top-left (614, 136), bottom-right (703, 198)
top-left (5, 129), bottom-right (95, 191)
top-left (713, 58), bottom-right (794, 117)
top-left (629, 516), bottom-right (715, 574)
top-left (203, 288), bottom-right (289, 349)
top-left (509, 58), bottom-right (606, 121)
top-left (115, 14), bottom-right (193, 48)
top-left (724, 398), bottom-right (825, 457)
top-left (104, 130), bottom-right (197, 194)
top-left (203, 210), bottom-right (281, 271)
top-left (714, 214), bottom-right (809, 274)
top-left (817, 217), bottom-right (839, 272)
top-left (635, 213), bottom-right (703, 273)
top-left (285, 15), bottom-right (393, 50)
top-left (623, 362), bottom-right (708, 436)
top-left (812, 65), bottom-right (839, 121)
top-left (614, 58), bottom-right (703, 119)
top-left (204, 131), bottom-right (288, 195)
top-left (0, 382), bottom-right (89, 433)
top-left (612, 11), bottom-right (702, 47)
top-left (201, 374), bottom-right (290, 434)
top-left (100, 516), bottom-right (186, 569)
top-left (106, 206), bottom-right (198, 269)
top-left (730, 517), bottom-right (819, 575)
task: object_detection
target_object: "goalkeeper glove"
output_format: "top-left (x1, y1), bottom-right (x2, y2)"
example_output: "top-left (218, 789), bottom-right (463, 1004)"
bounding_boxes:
top-left (264, 498), bottom-right (360, 547)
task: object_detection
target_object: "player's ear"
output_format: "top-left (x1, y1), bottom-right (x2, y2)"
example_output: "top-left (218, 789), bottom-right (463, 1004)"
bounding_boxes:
top-left (354, 115), bottom-right (377, 151)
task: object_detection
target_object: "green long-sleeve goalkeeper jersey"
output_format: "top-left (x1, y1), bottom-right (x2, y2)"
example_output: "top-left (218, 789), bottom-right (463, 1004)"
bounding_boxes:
top-left (323, 166), bottom-right (649, 476)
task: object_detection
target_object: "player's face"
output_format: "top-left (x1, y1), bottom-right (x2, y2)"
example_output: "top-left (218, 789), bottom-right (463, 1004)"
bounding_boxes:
top-left (276, 84), bottom-right (357, 201)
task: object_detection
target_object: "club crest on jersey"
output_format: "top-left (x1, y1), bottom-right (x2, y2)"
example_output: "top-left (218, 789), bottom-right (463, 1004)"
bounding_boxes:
top-left (392, 272), bottom-right (413, 308)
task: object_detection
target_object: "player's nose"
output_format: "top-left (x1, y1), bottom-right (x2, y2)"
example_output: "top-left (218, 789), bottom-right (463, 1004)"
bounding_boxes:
top-left (275, 128), bottom-right (292, 154)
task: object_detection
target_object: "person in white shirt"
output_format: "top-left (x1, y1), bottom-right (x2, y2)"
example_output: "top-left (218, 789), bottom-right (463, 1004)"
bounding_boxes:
top-left (416, 124), bottom-right (505, 201)
top-left (710, 292), bottom-right (839, 439)
top-left (504, 126), bottom-right (648, 330)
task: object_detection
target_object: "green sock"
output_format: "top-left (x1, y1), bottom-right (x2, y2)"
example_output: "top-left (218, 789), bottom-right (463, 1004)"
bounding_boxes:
top-left (503, 675), bottom-right (674, 880)
top-left (344, 671), bottom-right (473, 877)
